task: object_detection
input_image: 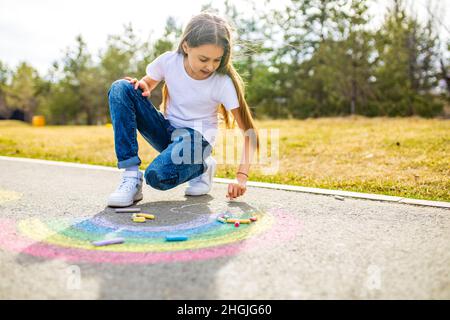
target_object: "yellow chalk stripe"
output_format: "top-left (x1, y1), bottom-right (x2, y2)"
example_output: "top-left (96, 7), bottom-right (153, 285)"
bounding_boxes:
top-left (0, 189), bottom-right (22, 204)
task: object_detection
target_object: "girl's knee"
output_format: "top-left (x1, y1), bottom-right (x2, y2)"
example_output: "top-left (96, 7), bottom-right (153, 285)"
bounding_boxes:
top-left (109, 79), bottom-right (131, 96)
top-left (144, 169), bottom-right (162, 190)
top-left (108, 79), bottom-right (133, 98)
top-left (108, 80), bottom-right (134, 114)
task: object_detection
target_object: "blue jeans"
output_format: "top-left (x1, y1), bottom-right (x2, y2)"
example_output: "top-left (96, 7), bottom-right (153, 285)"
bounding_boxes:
top-left (108, 79), bottom-right (212, 191)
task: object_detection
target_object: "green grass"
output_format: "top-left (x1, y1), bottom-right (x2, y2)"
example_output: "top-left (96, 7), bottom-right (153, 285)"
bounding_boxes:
top-left (0, 117), bottom-right (449, 201)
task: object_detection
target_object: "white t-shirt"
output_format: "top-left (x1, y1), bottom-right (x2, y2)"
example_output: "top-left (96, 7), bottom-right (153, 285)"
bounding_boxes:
top-left (145, 51), bottom-right (239, 147)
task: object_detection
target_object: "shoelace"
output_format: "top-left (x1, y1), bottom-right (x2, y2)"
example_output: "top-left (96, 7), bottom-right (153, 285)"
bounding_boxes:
top-left (116, 177), bottom-right (139, 192)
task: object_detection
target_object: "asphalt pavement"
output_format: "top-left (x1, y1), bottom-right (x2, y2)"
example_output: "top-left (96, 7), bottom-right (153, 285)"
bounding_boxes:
top-left (0, 157), bottom-right (448, 299)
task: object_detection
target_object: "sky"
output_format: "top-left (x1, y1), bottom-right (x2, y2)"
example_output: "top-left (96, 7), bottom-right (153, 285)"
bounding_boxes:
top-left (1, 0), bottom-right (449, 76)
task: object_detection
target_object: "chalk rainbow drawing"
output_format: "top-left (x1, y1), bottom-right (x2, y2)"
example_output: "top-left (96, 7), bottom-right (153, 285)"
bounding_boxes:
top-left (0, 208), bottom-right (301, 264)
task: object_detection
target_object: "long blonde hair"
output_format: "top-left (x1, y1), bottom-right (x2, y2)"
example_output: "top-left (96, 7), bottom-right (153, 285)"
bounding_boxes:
top-left (159, 11), bottom-right (259, 150)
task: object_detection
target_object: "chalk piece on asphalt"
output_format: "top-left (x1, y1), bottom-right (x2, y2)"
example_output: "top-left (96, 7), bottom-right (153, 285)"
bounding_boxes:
top-left (92, 238), bottom-right (125, 246)
top-left (132, 216), bottom-right (146, 223)
top-left (234, 221), bottom-right (240, 228)
top-left (136, 213), bottom-right (155, 220)
top-left (217, 217), bottom-right (226, 223)
top-left (227, 218), bottom-right (250, 224)
top-left (334, 196), bottom-right (345, 201)
top-left (250, 216), bottom-right (258, 222)
top-left (166, 235), bottom-right (188, 242)
top-left (115, 207), bottom-right (141, 213)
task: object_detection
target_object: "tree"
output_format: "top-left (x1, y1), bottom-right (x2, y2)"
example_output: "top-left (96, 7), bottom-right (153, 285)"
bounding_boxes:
top-left (100, 23), bottom-right (140, 85)
top-left (4, 62), bottom-right (40, 122)
top-left (335, 0), bottom-right (375, 115)
top-left (137, 16), bottom-right (183, 108)
top-left (267, 0), bottom-right (356, 117)
top-left (63, 35), bottom-right (99, 124)
top-left (440, 41), bottom-right (450, 99)
top-left (372, 0), bottom-right (442, 117)
top-left (43, 35), bottom-right (101, 124)
top-left (222, 0), bottom-right (274, 117)
top-left (0, 61), bottom-right (11, 118)
top-left (422, 0), bottom-right (450, 99)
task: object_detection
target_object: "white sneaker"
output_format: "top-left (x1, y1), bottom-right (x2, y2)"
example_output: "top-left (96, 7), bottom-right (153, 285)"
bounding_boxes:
top-left (107, 171), bottom-right (143, 207)
top-left (185, 156), bottom-right (217, 196)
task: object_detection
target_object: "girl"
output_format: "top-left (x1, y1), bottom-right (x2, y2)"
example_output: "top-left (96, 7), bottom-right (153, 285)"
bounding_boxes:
top-left (107, 11), bottom-right (259, 207)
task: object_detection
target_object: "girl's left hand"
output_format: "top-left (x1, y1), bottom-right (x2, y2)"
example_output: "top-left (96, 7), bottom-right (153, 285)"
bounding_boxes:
top-left (226, 174), bottom-right (247, 200)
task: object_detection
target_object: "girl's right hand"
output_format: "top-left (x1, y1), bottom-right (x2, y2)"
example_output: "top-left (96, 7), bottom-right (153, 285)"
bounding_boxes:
top-left (124, 76), bottom-right (152, 97)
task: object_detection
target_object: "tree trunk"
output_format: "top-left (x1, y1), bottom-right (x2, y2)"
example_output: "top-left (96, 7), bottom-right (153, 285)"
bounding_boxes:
top-left (441, 58), bottom-right (450, 96)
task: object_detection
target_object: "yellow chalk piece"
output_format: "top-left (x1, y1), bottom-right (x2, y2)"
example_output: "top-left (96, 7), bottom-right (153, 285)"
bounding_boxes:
top-left (227, 218), bottom-right (251, 224)
top-left (135, 213), bottom-right (155, 220)
top-left (132, 216), bottom-right (146, 223)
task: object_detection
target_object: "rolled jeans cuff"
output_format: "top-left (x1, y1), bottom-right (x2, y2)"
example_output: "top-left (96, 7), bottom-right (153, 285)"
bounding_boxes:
top-left (118, 156), bottom-right (141, 169)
